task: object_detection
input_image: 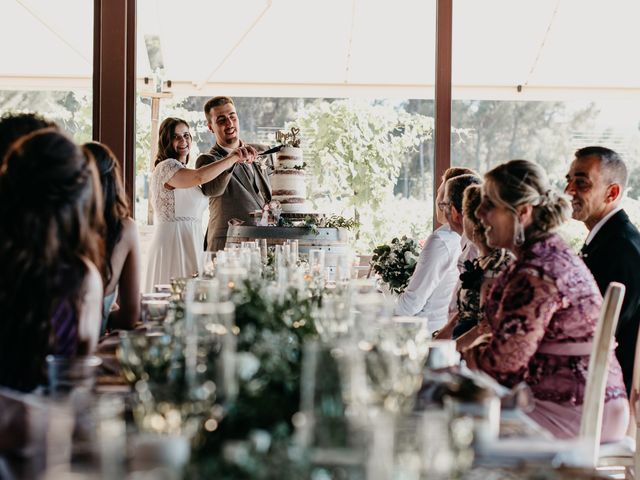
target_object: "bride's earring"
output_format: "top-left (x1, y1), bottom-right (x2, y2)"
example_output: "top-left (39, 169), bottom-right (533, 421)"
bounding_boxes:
top-left (514, 218), bottom-right (525, 246)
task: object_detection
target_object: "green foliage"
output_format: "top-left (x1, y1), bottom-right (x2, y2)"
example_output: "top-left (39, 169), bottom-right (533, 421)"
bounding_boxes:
top-left (293, 100), bottom-right (434, 218)
top-left (322, 215), bottom-right (359, 230)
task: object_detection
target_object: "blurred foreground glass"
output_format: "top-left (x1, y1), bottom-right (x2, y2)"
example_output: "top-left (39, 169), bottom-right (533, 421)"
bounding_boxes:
top-left (445, 395), bottom-right (500, 446)
top-left (201, 251), bottom-right (217, 279)
top-left (313, 291), bottom-right (353, 342)
top-left (297, 341), bottom-right (368, 478)
top-left (141, 292), bottom-right (171, 324)
top-left (46, 355), bottom-right (102, 396)
top-left (154, 284), bottom-right (172, 294)
top-left (117, 330), bottom-right (173, 384)
top-left (423, 340), bottom-right (461, 370)
top-left (184, 279), bottom-right (237, 405)
top-left (130, 433), bottom-right (190, 479)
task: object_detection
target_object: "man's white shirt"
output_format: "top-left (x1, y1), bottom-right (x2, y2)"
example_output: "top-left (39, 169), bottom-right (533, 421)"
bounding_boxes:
top-left (394, 224), bottom-right (462, 332)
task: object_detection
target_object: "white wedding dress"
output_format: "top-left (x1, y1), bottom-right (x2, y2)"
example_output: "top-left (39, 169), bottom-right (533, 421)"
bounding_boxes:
top-left (144, 158), bottom-right (207, 292)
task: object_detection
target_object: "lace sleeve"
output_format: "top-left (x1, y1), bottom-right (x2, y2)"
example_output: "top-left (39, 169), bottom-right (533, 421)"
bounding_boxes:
top-left (154, 158), bottom-right (184, 186)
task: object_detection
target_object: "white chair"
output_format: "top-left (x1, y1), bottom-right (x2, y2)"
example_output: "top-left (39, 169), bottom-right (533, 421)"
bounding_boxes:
top-left (579, 281), bottom-right (626, 464)
top-left (597, 282), bottom-right (640, 479)
top-left (475, 282), bottom-right (626, 469)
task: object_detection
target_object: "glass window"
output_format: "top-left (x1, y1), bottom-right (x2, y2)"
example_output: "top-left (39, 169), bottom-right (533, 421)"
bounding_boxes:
top-left (452, 0), bottom-right (640, 248)
top-left (0, 0), bottom-right (93, 142)
top-left (136, 0), bottom-right (437, 263)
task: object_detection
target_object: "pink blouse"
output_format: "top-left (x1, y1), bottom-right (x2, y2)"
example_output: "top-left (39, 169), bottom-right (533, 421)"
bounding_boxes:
top-left (463, 233), bottom-right (627, 405)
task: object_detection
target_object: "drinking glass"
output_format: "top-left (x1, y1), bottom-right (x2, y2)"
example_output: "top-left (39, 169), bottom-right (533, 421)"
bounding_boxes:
top-left (184, 279), bottom-right (237, 405)
top-left (117, 330), bottom-right (173, 384)
top-left (423, 340), bottom-right (461, 370)
top-left (140, 292), bottom-right (171, 324)
top-left (297, 341), bottom-right (368, 477)
top-left (154, 284), bottom-right (172, 294)
top-left (258, 238), bottom-right (268, 264)
top-left (201, 251), bottom-right (217, 279)
top-left (308, 249), bottom-right (325, 273)
top-left (46, 355), bottom-right (102, 396)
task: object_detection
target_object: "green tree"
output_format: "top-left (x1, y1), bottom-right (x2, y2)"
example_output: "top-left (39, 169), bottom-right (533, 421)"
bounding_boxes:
top-left (294, 100), bottom-right (433, 231)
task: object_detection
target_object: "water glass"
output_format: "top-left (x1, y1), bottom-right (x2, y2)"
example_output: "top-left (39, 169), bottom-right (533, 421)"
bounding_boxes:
top-left (258, 238), bottom-right (268, 264)
top-left (184, 279), bottom-right (237, 405)
top-left (445, 395), bottom-right (500, 446)
top-left (308, 249), bottom-right (325, 273)
top-left (140, 292), bottom-right (171, 324)
top-left (297, 341), bottom-right (368, 476)
top-left (46, 355), bottom-right (102, 396)
top-left (287, 239), bottom-right (299, 264)
top-left (154, 284), bottom-right (172, 294)
top-left (201, 251), bottom-right (217, 279)
top-left (117, 330), bottom-right (173, 384)
top-left (424, 340), bottom-right (461, 370)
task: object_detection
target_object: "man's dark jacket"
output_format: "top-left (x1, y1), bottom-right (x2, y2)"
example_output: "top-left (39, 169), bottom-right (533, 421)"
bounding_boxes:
top-left (581, 209), bottom-right (640, 395)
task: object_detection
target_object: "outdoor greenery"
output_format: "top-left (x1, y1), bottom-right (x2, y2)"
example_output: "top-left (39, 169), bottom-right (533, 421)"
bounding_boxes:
top-left (3, 90), bottom-right (640, 253)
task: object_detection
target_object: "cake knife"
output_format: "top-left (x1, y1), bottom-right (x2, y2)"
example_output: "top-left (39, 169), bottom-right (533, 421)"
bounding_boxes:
top-left (257, 144), bottom-right (284, 157)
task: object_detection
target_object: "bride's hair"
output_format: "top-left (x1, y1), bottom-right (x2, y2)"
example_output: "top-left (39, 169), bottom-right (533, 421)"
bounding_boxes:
top-left (156, 117), bottom-right (190, 167)
top-left (0, 130), bottom-right (104, 391)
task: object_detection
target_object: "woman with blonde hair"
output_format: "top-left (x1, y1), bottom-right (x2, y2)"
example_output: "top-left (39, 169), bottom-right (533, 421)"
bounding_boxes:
top-left (462, 159), bottom-right (628, 441)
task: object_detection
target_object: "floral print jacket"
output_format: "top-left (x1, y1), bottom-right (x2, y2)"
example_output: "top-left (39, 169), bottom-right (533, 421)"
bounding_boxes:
top-left (462, 233), bottom-right (627, 405)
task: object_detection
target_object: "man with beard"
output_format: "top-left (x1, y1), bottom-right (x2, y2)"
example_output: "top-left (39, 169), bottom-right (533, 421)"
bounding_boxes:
top-left (565, 146), bottom-right (640, 395)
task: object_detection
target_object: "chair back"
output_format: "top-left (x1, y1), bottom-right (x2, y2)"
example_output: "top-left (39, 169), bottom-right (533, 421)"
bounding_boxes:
top-left (579, 281), bottom-right (626, 463)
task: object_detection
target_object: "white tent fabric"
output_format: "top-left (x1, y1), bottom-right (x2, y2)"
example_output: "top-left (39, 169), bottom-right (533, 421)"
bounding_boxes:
top-left (0, 0), bottom-right (639, 99)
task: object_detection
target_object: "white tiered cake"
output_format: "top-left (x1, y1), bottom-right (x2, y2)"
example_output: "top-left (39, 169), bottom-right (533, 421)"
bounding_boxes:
top-left (271, 146), bottom-right (309, 214)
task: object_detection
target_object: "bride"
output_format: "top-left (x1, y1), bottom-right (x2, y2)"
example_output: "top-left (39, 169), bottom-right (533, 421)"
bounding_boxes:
top-left (144, 117), bottom-right (256, 291)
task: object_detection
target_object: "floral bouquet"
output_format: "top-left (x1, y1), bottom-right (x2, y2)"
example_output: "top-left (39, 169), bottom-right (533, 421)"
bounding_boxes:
top-left (371, 235), bottom-right (420, 294)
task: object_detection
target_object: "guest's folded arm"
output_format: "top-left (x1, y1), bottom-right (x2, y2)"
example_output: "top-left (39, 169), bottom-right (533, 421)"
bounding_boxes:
top-left (461, 270), bottom-right (560, 388)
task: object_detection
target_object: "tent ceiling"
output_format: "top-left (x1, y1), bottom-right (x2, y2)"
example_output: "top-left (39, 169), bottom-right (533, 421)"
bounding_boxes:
top-left (1, 0), bottom-right (639, 99)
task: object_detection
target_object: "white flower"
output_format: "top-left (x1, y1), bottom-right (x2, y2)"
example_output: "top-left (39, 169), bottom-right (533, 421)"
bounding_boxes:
top-left (404, 250), bottom-right (417, 267)
top-left (236, 352), bottom-right (260, 380)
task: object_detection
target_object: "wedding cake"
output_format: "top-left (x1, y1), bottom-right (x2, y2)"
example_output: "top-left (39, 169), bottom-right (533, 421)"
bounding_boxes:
top-left (271, 145), bottom-right (309, 214)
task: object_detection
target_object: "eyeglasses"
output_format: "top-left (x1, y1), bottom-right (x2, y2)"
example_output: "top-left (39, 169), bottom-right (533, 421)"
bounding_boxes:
top-left (437, 201), bottom-right (451, 211)
top-left (172, 132), bottom-right (192, 141)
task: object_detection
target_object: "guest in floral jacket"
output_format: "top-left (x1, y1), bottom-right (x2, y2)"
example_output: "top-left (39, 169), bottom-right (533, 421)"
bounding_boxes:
top-left (462, 159), bottom-right (628, 441)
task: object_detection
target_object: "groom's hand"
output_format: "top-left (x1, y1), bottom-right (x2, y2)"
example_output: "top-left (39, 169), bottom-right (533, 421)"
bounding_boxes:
top-left (232, 145), bottom-right (257, 163)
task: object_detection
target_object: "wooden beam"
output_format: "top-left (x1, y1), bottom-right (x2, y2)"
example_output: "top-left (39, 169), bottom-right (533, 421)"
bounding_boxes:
top-left (93, 0), bottom-right (136, 212)
top-left (434, 0), bottom-right (453, 228)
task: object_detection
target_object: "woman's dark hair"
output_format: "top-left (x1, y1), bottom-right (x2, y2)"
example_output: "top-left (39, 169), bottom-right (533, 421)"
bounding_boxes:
top-left (0, 112), bottom-right (58, 161)
top-left (0, 130), bottom-right (104, 391)
top-left (83, 141), bottom-right (129, 286)
top-left (155, 117), bottom-right (190, 167)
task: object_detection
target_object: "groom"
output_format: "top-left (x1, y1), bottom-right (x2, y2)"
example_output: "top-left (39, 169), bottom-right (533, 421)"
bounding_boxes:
top-left (565, 146), bottom-right (640, 395)
top-left (196, 96), bottom-right (272, 252)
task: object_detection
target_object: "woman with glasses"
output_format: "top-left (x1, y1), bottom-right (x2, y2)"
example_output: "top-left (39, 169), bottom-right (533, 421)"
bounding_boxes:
top-left (144, 117), bottom-right (249, 291)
